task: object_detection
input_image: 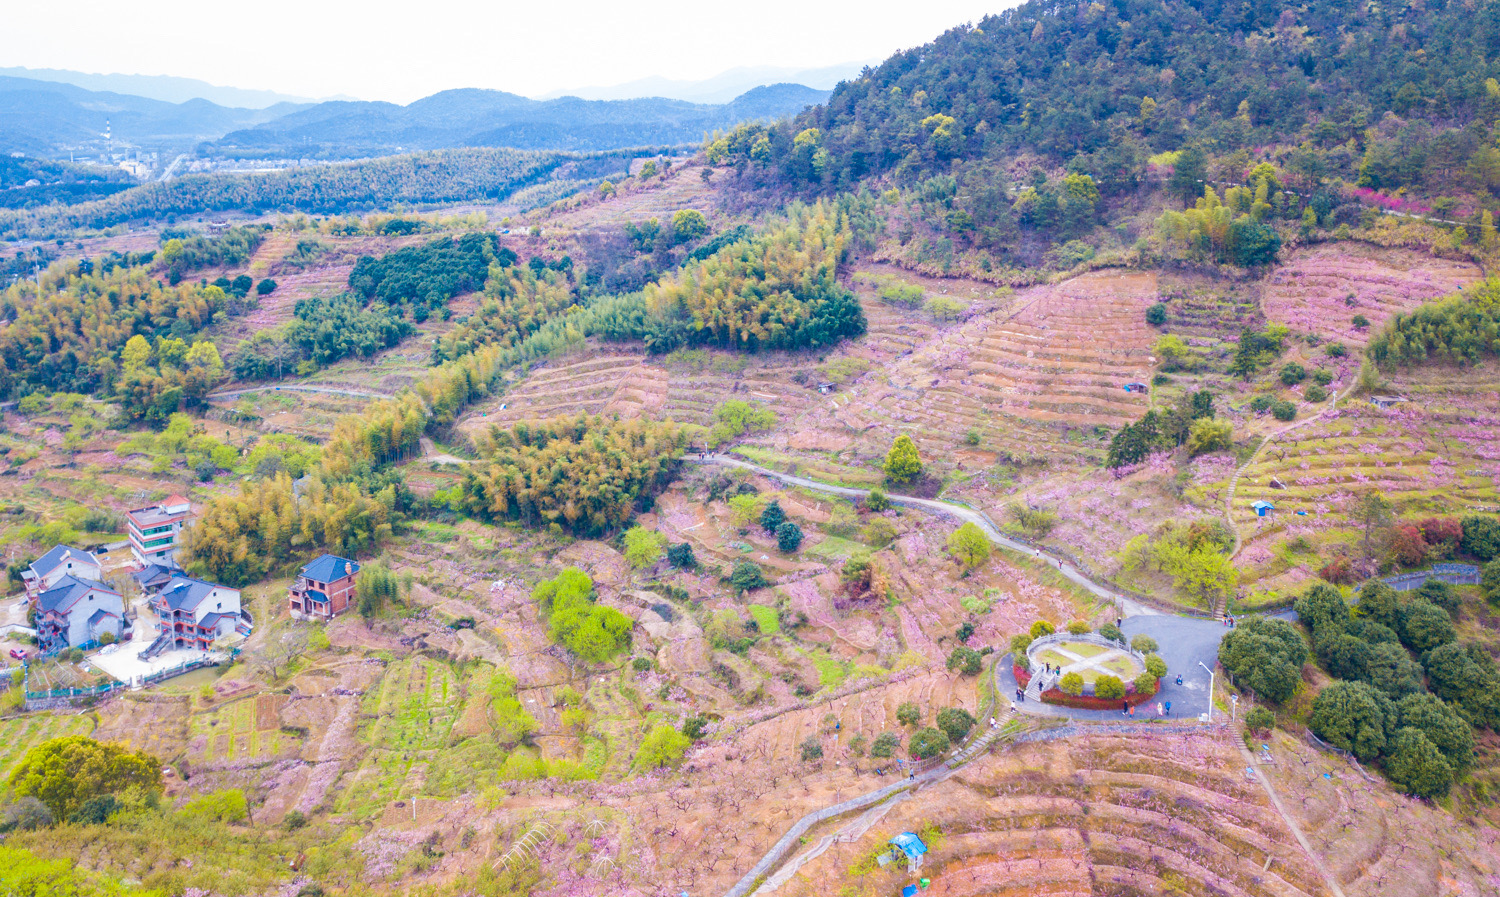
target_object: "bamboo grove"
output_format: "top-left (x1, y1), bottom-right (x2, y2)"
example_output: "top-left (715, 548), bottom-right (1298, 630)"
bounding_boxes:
top-left (458, 415), bottom-right (685, 536)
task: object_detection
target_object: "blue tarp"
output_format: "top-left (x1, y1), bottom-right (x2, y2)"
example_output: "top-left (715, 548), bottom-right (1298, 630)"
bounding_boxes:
top-left (890, 832), bottom-right (927, 858)
top-left (903, 887), bottom-right (919, 897)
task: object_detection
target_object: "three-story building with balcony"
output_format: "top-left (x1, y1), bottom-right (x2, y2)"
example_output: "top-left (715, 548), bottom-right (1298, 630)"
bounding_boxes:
top-left (146, 574), bottom-right (244, 654)
top-left (126, 495), bottom-right (193, 566)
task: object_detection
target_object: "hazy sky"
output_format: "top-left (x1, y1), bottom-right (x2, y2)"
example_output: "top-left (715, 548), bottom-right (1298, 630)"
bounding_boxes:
top-left (3, 1), bottom-right (1009, 103)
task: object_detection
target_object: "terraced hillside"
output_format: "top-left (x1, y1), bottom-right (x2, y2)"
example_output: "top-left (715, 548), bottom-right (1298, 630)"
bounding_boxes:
top-left (1232, 360), bottom-right (1500, 592)
top-left (777, 728), bottom-right (1332, 897)
top-left (832, 269), bottom-right (1158, 465)
top-left (1262, 245), bottom-right (1480, 348)
top-left (455, 346), bottom-right (828, 436)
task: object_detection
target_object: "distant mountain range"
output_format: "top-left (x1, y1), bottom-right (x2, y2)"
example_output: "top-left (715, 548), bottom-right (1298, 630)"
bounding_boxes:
top-left (0, 76), bottom-right (305, 158)
top-left (0, 66), bottom-right (332, 108)
top-left (538, 62), bottom-right (874, 104)
top-left (0, 75), bottom-right (830, 164)
top-left (208, 84), bottom-right (832, 158)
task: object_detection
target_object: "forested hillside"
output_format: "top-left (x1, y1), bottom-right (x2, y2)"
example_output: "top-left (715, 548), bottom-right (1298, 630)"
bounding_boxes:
top-left (707, 0), bottom-right (1500, 269)
top-left (0, 148), bottom-right (624, 239)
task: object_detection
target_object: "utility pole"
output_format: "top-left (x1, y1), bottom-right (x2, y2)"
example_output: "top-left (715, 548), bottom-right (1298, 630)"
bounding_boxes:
top-left (1198, 661), bottom-right (1215, 722)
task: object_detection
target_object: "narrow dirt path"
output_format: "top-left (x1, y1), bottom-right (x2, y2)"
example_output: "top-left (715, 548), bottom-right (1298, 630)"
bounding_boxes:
top-left (419, 437), bottom-right (470, 465)
top-left (1235, 736), bottom-right (1349, 897)
top-left (1223, 383), bottom-right (1357, 558)
top-left (207, 384), bottom-right (394, 401)
top-left (687, 456), bottom-right (1156, 617)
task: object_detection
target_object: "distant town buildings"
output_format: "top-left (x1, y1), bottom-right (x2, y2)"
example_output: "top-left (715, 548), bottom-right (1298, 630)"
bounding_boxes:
top-left (289, 554), bottom-right (361, 621)
top-left (126, 495), bottom-right (193, 565)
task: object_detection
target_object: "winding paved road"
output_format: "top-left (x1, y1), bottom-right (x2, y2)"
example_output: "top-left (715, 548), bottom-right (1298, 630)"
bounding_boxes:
top-left (686, 456), bottom-right (1156, 617)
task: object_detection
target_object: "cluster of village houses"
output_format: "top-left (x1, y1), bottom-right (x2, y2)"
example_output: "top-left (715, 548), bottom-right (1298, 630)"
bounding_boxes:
top-left (18, 494), bottom-right (362, 667)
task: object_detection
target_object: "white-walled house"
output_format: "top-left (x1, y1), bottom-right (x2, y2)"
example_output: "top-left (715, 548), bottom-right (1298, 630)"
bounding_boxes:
top-left (22, 545), bottom-right (101, 602)
top-left (35, 576), bottom-right (125, 654)
top-left (146, 575), bottom-right (243, 652)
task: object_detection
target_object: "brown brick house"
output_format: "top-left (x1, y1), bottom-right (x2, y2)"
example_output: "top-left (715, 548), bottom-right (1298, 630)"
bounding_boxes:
top-left (289, 554), bottom-right (360, 621)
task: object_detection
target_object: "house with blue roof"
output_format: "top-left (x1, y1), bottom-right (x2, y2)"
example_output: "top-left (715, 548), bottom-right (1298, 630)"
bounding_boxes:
top-left (34, 575), bottom-right (124, 654)
top-left (289, 554), bottom-right (361, 621)
top-left (145, 575), bottom-right (244, 656)
top-left (22, 545), bottom-right (101, 602)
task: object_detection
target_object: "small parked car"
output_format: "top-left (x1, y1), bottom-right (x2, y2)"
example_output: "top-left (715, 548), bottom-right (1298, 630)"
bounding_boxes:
top-left (9, 648), bottom-right (29, 660)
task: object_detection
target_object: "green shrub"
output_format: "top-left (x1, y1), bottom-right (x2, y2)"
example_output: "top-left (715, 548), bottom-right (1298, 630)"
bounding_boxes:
top-left (1133, 672), bottom-right (1159, 695)
top-left (728, 561), bottom-right (768, 594)
top-left (1305, 384), bottom-right (1328, 402)
top-left (1030, 620), bottom-right (1056, 639)
top-left (1064, 620), bottom-right (1090, 635)
top-left (1384, 727), bottom-right (1454, 798)
top-left (1271, 400), bottom-right (1296, 421)
top-left (1325, 342), bottom-right (1347, 358)
top-left (760, 500), bottom-right (786, 534)
top-left (1312, 368), bottom-right (1334, 385)
top-left (681, 715), bottom-right (710, 740)
top-left (1280, 363), bottom-right (1306, 385)
top-left (936, 707), bottom-right (976, 742)
top-left (182, 789), bottom-right (248, 823)
top-left (1144, 654), bottom-right (1168, 678)
top-left (1218, 617), bottom-right (1307, 704)
top-left (883, 435), bottom-right (923, 484)
top-left (799, 736), bottom-right (824, 762)
top-left (1099, 622), bottom-right (1123, 643)
top-left (1249, 395), bottom-right (1273, 413)
top-left (946, 646), bottom-right (983, 676)
top-left (865, 489), bottom-right (891, 512)
top-left (1245, 706), bottom-right (1275, 734)
top-left (635, 725), bottom-right (692, 769)
top-left (1130, 634), bottom-right (1158, 654)
top-left (896, 702), bottom-right (921, 727)
top-left (908, 727), bottom-right (950, 759)
top-left (775, 521), bottom-right (804, 552)
top-left (1146, 303), bottom-right (1168, 326)
top-left (532, 568), bottom-right (632, 663)
top-left (631, 657), bottom-right (653, 672)
top-left (1059, 672), bottom-right (1085, 696)
top-left (667, 542), bottom-right (697, 569)
top-left (870, 732), bottom-right (901, 758)
top-left (1310, 680), bottom-right (1395, 761)
top-left (622, 526), bottom-right (667, 569)
top-left (1094, 675), bottom-right (1126, 700)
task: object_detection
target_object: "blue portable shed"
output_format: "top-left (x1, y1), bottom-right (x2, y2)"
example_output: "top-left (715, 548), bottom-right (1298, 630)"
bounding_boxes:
top-left (890, 832), bottom-right (928, 860)
top-left (1252, 500), bottom-right (1275, 517)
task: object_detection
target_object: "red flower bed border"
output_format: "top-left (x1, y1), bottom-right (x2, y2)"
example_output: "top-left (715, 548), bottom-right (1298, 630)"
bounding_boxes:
top-left (1041, 678), bottom-right (1159, 711)
top-left (1013, 664), bottom-right (1032, 688)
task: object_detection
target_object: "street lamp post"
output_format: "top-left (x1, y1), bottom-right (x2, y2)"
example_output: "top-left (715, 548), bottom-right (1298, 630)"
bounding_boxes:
top-left (1198, 661), bottom-right (1215, 722)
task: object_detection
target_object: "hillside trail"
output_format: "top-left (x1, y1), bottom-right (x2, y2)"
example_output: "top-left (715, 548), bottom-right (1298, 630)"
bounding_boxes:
top-left (735, 667), bottom-right (1022, 897)
top-left (419, 437), bottom-right (469, 465)
top-left (686, 456), bottom-right (1156, 618)
top-left (1235, 733), bottom-right (1349, 897)
top-left (1223, 381), bottom-right (1359, 559)
top-left (207, 384), bottom-right (394, 402)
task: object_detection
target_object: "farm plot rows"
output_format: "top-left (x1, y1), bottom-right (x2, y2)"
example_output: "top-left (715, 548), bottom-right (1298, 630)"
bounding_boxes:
top-left (0, 713), bottom-right (95, 778)
top-left (1261, 245), bottom-right (1480, 348)
top-left (845, 270), bottom-right (1158, 463)
top-left (334, 655), bottom-right (484, 817)
top-left (187, 693), bottom-right (296, 763)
